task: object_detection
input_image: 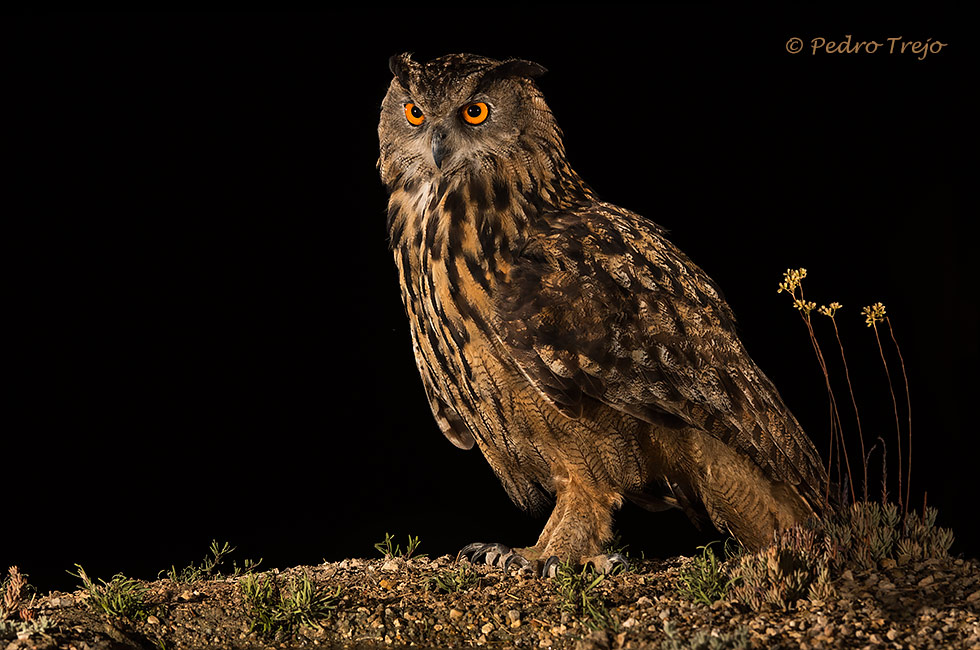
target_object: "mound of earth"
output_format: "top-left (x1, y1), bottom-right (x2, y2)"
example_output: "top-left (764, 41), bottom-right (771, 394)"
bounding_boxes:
top-left (4, 553), bottom-right (980, 649)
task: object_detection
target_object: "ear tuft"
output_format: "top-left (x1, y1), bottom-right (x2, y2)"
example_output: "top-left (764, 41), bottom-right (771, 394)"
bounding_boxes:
top-left (474, 58), bottom-right (547, 94)
top-left (388, 52), bottom-right (418, 89)
top-left (494, 58), bottom-right (547, 80)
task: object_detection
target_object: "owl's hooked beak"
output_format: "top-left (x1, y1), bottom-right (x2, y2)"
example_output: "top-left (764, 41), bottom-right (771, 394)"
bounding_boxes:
top-left (431, 126), bottom-right (450, 170)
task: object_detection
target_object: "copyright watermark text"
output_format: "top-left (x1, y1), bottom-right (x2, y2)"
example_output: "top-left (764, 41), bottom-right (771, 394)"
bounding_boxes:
top-left (785, 35), bottom-right (948, 60)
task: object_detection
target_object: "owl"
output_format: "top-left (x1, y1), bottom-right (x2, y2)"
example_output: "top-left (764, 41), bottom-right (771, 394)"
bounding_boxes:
top-left (378, 52), bottom-right (827, 575)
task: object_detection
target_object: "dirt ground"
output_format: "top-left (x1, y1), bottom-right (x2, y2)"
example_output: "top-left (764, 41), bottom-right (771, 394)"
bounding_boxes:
top-left (4, 551), bottom-right (980, 650)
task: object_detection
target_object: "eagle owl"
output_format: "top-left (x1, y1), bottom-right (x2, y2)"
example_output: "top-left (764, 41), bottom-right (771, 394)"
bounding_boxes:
top-left (378, 53), bottom-right (827, 574)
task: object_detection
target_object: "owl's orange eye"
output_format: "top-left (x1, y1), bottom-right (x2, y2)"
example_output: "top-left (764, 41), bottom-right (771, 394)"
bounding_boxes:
top-left (404, 103), bottom-right (425, 126)
top-left (461, 102), bottom-right (489, 125)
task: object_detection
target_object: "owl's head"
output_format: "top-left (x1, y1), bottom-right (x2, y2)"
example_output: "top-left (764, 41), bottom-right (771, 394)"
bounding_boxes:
top-left (378, 52), bottom-right (558, 190)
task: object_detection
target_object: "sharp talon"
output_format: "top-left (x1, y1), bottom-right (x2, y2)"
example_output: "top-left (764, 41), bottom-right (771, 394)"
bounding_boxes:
top-left (483, 543), bottom-right (511, 566)
top-left (541, 555), bottom-right (561, 578)
top-left (607, 552), bottom-right (630, 574)
top-left (458, 542), bottom-right (520, 569)
top-left (457, 542), bottom-right (490, 564)
top-left (503, 552), bottom-right (528, 571)
top-left (585, 553), bottom-right (630, 575)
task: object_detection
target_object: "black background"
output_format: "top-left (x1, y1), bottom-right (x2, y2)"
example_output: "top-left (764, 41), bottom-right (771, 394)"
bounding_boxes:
top-left (6, 7), bottom-right (973, 593)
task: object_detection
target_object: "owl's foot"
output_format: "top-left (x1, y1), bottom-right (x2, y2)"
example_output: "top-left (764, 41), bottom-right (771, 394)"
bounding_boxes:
top-left (457, 542), bottom-right (529, 571)
top-left (456, 543), bottom-right (627, 577)
top-left (538, 552), bottom-right (629, 577)
top-left (457, 542), bottom-right (556, 577)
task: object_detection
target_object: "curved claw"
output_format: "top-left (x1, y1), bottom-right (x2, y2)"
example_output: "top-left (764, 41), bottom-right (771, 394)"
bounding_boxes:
top-left (541, 555), bottom-right (562, 578)
top-left (585, 552), bottom-right (631, 575)
top-left (503, 552), bottom-right (529, 571)
top-left (457, 542), bottom-right (493, 564)
top-left (457, 542), bottom-right (527, 571)
top-left (605, 552), bottom-right (630, 574)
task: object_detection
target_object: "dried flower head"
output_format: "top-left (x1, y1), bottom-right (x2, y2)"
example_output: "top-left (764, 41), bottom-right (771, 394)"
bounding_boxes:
top-left (777, 268), bottom-right (808, 294)
top-left (794, 299), bottom-right (816, 314)
top-left (862, 302), bottom-right (886, 327)
top-left (818, 302), bottom-right (842, 318)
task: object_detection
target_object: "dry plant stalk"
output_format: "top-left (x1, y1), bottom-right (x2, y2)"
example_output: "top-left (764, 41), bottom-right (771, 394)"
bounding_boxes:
top-left (2, 566), bottom-right (29, 621)
top-left (887, 316), bottom-right (913, 520)
top-left (778, 269), bottom-right (913, 515)
top-left (862, 303), bottom-right (913, 523)
top-left (778, 269), bottom-right (855, 507)
top-left (819, 303), bottom-right (869, 503)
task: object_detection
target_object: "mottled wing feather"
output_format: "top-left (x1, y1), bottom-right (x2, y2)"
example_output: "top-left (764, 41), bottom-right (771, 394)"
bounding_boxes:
top-left (411, 322), bottom-right (477, 451)
top-left (495, 202), bottom-right (825, 504)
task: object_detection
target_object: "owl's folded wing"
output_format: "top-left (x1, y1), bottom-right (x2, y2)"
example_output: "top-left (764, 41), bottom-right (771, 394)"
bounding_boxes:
top-left (493, 203), bottom-right (826, 503)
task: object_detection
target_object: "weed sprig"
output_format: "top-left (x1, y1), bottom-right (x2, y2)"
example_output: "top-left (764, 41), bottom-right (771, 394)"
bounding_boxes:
top-left (374, 533), bottom-right (424, 560)
top-left (160, 540), bottom-right (262, 583)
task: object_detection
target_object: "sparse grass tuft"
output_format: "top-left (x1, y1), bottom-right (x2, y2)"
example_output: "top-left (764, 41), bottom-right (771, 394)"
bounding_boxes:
top-left (374, 532), bottom-right (424, 560)
top-left (239, 572), bottom-right (342, 636)
top-left (553, 561), bottom-right (616, 631)
top-left (676, 542), bottom-right (736, 606)
top-left (427, 564), bottom-right (481, 593)
top-left (69, 564), bottom-right (149, 620)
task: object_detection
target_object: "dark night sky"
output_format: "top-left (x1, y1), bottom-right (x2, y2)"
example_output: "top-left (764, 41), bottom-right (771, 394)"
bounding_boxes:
top-left (6, 7), bottom-right (973, 593)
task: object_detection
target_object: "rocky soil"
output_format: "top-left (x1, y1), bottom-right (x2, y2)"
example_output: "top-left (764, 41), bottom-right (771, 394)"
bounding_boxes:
top-left (4, 552), bottom-right (980, 650)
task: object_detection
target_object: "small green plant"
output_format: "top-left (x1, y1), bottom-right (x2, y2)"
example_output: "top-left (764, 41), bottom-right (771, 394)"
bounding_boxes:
top-left (374, 532), bottom-right (424, 559)
top-left (70, 564), bottom-right (149, 620)
top-left (0, 615), bottom-right (52, 639)
top-left (240, 572), bottom-right (342, 636)
top-left (427, 564), bottom-right (481, 593)
top-left (160, 540), bottom-right (262, 582)
top-left (661, 620), bottom-right (750, 650)
top-left (676, 542), bottom-right (736, 606)
top-left (553, 562), bottom-right (616, 631)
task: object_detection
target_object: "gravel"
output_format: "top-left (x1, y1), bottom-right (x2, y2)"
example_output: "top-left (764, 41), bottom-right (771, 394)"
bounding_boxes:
top-left (3, 553), bottom-right (979, 649)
